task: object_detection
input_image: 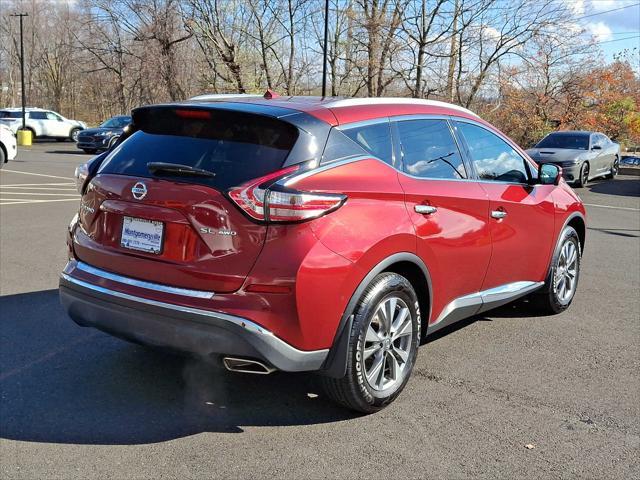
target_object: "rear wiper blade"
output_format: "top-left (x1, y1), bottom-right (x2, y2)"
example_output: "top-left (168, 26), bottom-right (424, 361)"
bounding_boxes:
top-left (147, 162), bottom-right (215, 177)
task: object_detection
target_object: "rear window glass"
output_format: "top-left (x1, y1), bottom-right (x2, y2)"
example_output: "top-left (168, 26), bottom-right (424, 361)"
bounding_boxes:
top-left (98, 108), bottom-right (298, 189)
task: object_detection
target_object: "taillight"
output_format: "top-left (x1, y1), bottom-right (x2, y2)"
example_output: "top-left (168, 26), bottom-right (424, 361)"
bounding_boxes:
top-left (74, 162), bottom-right (89, 193)
top-left (228, 167), bottom-right (346, 223)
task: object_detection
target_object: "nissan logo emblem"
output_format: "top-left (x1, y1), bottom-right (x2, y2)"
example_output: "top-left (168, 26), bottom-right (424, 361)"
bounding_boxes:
top-left (131, 182), bottom-right (147, 200)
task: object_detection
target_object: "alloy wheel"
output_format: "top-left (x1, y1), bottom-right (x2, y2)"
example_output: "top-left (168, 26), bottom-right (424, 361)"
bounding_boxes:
top-left (554, 239), bottom-right (578, 304)
top-left (581, 164), bottom-right (589, 185)
top-left (612, 159), bottom-right (619, 176)
top-left (362, 295), bottom-right (414, 392)
top-left (71, 130), bottom-right (79, 142)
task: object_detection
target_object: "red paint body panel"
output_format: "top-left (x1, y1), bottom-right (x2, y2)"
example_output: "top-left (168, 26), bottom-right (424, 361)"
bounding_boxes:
top-left (478, 183), bottom-right (556, 288)
top-left (397, 175), bottom-right (492, 324)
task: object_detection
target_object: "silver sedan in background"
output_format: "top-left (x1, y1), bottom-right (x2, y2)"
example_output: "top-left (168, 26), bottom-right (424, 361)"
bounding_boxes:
top-left (526, 131), bottom-right (620, 187)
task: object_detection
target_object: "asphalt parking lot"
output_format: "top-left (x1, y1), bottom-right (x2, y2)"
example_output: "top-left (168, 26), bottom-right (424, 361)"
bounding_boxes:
top-left (1, 142), bottom-right (639, 479)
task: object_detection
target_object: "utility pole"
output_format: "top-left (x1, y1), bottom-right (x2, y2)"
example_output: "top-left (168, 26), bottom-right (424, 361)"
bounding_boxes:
top-left (10, 13), bottom-right (28, 130)
top-left (321, 0), bottom-right (329, 97)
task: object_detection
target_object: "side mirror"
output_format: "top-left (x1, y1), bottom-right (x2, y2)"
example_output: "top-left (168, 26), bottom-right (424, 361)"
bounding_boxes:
top-left (538, 163), bottom-right (561, 186)
top-left (591, 145), bottom-right (602, 150)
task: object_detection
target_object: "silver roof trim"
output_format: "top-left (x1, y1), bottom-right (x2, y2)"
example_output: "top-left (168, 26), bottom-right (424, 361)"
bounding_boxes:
top-left (189, 93), bottom-right (263, 101)
top-left (323, 98), bottom-right (478, 117)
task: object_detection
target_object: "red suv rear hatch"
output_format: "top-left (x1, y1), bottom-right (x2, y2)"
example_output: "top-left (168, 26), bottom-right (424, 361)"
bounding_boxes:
top-left (73, 106), bottom-right (299, 293)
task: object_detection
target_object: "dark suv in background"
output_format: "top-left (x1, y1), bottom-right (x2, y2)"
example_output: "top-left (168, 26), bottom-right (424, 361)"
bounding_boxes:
top-left (76, 115), bottom-right (132, 154)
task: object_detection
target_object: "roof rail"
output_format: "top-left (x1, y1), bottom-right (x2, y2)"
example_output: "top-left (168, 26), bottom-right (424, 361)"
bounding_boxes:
top-left (189, 93), bottom-right (263, 101)
top-left (322, 97), bottom-right (478, 117)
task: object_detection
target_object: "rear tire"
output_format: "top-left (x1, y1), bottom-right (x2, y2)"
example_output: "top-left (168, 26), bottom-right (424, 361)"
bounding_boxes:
top-left (531, 226), bottom-right (581, 315)
top-left (605, 156), bottom-right (619, 179)
top-left (575, 162), bottom-right (589, 188)
top-left (320, 272), bottom-right (421, 413)
top-left (69, 128), bottom-right (81, 142)
top-left (0, 147), bottom-right (6, 169)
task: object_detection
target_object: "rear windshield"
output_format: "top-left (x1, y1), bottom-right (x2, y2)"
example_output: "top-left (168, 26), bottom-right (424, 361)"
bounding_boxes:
top-left (536, 134), bottom-right (589, 150)
top-left (98, 108), bottom-right (298, 189)
top-left (0, 111), bottom-right (22, 119)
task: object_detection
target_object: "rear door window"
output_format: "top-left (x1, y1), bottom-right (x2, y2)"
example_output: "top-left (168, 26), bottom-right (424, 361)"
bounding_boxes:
top-left (0, 111), bottom-right (22, 119)
top-left (98, 108), bottom-right (299, 190)
top-left (28, 112), bottom-right (48, 120)
top-left (395, 119), bottom-right (466, 179)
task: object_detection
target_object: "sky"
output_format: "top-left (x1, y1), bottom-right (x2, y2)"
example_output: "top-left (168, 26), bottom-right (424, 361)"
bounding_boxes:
top-left (564, 0), bottom-right (640, 62)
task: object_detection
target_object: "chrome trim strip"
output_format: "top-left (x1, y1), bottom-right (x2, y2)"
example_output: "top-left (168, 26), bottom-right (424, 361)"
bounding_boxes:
top-left (60, 271), bottom-right (330, 369)
top-left (75, 261), bottom-right (215, 299)
top-left (323, 98), bottom-right (479, 118)
top-left (429, 280), bottom-right (544, 334)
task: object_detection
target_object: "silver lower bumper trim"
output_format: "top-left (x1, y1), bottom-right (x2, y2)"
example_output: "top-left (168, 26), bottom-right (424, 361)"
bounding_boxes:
top-left (59, 262), bottom-right (328, 371)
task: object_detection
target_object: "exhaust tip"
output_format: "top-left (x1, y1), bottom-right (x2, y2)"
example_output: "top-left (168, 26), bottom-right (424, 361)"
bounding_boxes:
top-left (223, 357), bottom-right (276, 375)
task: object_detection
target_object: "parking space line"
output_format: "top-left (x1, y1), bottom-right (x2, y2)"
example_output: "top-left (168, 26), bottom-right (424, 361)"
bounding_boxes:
top-left (2, 186), bottom-right (77, 192)
top-left (0, 192), bottom-right (79, 197)
top-left (0, 198), bottom-right (79, 206)
top-left (1, 182), bottom-right (75, 187)
top-left (0, 169), bottom-right (74, 180)
top-left (584, 203), bottom-right (640, 212)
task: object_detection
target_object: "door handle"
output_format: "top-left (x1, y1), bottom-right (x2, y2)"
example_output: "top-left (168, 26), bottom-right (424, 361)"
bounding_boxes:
top-left (415, 205), bottom-right (437, 215)
top-left (491, 209), bottom-right (507, 219)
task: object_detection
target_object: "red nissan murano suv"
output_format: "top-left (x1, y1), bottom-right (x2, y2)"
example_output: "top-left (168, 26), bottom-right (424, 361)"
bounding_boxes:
top-left (60, 95), bottom-right (586, 413)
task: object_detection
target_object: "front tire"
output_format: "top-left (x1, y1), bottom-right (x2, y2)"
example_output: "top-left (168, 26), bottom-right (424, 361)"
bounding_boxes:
top-left (320, 272), bottom-right (421, 413)
top-left (531, 226), bottom-right (581, 314)
top-left (575, 162), bottom-right (589, 188)
top-left (0, 147), bottom-right (6, 169)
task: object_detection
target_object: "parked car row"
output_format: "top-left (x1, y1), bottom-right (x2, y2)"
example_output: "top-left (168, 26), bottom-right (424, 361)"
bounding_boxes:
top-left (0, 108), bottom-right (130, 153)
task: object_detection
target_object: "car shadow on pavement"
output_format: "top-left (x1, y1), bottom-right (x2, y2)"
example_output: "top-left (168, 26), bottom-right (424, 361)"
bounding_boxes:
top-left (45, 150), bottom-right (90, 155)
top-left (0, 289), bottom-right (357, 445)
top-left (586, 177), bottom-right (640, 197)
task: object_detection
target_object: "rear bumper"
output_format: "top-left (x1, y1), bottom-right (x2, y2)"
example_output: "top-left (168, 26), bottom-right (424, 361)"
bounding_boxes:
top-left (59, 261), bottom-right (328, 371)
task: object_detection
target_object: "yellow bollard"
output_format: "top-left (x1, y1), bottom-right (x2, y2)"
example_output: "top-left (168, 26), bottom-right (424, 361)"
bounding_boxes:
top-left (17, 129), bottom-right (32, 146)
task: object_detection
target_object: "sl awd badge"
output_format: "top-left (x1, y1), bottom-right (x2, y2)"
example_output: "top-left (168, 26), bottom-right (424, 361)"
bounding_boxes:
top-left (200, 227), bottom-right (237, 236)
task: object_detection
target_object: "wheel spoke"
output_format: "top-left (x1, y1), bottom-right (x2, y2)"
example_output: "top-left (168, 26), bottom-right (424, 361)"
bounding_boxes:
top-left (391, 307), bottom-right (409, 333)
top-left (387, 352), bottom-right (400, 381)
top-left (366, 351), bottom-right (384, 385)
top-left (376, 304), bottom-right (390, 336)
top-left (376, 354), bottom-right (387, 389)
top-left (392, 345), bottom-right (409, 363)
top-left (392, 317), bottom-right (412, 340)
top-left (363, 343), bottom-right (381, 361)
top-left (366, 324), bottom-right (383, 343)
top-left (385, 298), bottom-right (397, 334)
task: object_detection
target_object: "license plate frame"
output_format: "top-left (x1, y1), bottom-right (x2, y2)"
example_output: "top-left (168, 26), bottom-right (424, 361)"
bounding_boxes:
top-left (120, 216), bottom-right (164, 255)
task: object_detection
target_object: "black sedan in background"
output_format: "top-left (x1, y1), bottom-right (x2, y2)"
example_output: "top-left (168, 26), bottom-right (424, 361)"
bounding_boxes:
top-left (76, 115), bottom-right (131, 154)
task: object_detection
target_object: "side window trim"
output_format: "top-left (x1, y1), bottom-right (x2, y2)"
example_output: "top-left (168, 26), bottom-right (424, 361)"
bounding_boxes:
top-left (452, 118), bottom-right (535, 185)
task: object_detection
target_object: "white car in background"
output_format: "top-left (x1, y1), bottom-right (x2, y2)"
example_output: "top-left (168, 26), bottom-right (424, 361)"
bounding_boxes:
top-left (0, 108), bottom-right (86, 142)
top-left (0, 124), bottom-right (17, 168)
